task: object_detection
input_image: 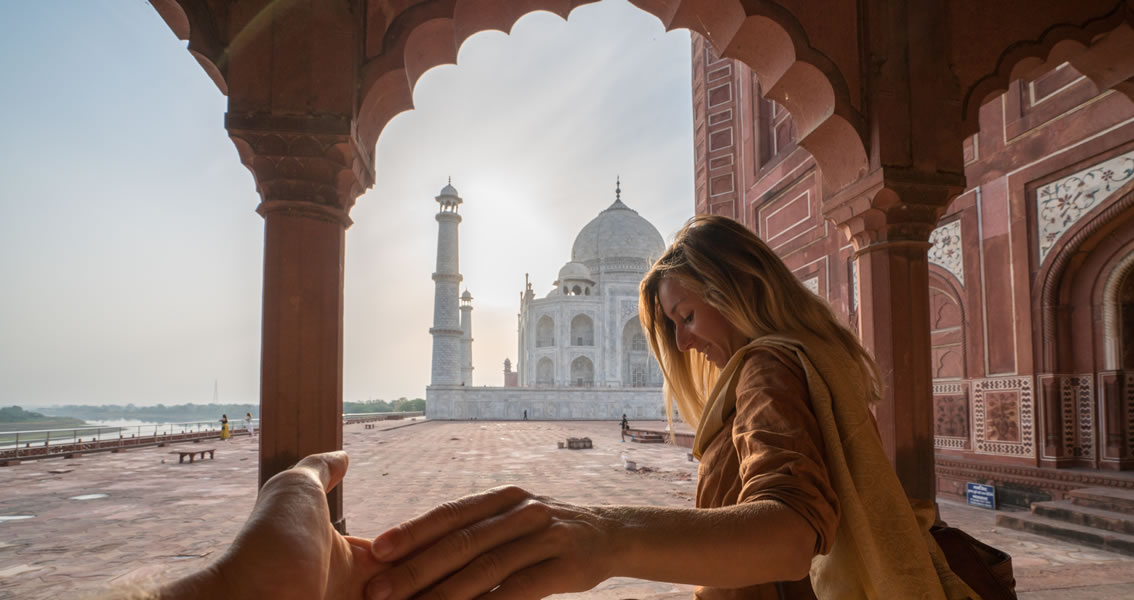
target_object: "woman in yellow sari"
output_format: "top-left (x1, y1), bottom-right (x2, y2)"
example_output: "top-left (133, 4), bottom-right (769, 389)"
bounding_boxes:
top-left (220, 414), bottom-right (230, 441)
top-left (363, 216), bottom-right (977, 600)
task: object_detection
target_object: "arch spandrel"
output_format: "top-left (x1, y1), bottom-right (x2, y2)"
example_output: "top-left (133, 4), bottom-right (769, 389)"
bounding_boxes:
top-left (358, 0), bottom-right (868, 200)
top-left (403, 19), bottom-right (459, 90)
top-left (950, 0), bottom-right (1134, 135)
top-left (153, 0), bottom-right (870, 202)
top-left (152, 0), bottom-right (229, 93)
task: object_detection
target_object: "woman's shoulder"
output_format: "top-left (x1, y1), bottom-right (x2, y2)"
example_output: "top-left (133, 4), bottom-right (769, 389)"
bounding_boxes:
top-left (735, 345), bottom-right (806, 391)
top-left (739, 342), bottom-right (802, 374)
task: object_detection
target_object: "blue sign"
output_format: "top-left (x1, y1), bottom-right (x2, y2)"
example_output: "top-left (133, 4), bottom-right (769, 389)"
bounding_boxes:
top-left (966, 482), bottom-right (996, 510)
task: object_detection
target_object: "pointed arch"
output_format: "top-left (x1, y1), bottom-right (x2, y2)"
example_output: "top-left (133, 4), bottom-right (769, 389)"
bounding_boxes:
top-left (357, 0), bottom-right (868, 196)
top-left (536, 315), bottom-right (555, 347)
top-left (536, 356), bottom-right (555, 385)
top-left (570, 314), bottom-right (594, 346)
top-left (570, 356), bottom-right (594, 387)
top-left (956, 4), bottom-right (1134, 135)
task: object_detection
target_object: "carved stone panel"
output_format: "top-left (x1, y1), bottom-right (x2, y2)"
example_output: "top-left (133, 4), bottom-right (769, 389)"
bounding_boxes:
top-left (973, 376), bottom-right (1035, 457)
top-left (985, 391), bottom-right (1021, 442)
top-left (933, 382), bottom-right (968, 450)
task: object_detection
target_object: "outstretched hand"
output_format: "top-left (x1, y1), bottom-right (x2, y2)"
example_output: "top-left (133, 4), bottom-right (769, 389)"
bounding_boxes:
top-left (365, 486), bottom-right (619, 600)
top-left (157, 451), bottom-right (388, 600)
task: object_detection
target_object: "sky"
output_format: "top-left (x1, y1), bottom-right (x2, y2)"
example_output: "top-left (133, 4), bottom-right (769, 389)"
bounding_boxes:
top-left (0, 0), bottom-right (695, 408)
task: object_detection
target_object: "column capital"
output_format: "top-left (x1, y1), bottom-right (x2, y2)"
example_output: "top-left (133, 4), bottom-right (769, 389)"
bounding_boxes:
top-left (823, 167), bottom-right (965, 249)
top-left (226, 112), bottom-right (375, 228)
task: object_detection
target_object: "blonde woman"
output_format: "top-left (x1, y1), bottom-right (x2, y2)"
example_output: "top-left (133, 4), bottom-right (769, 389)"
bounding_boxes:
top-left (363, 216), bottom-right (977, 600)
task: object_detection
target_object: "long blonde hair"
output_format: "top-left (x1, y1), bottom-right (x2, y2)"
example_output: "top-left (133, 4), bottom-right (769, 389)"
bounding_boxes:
top-left (639, 215), bottom-right (881, 428)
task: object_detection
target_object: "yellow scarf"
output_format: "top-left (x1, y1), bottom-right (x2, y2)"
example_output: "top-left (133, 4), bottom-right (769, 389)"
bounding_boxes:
top-left (693, 334), bottom-right (979, 600)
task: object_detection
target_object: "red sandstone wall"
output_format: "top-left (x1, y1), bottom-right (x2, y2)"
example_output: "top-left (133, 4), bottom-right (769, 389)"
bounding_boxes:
top-left (691, 36), bottom-right (854, 322)
top-left (690, 33), bottom-right (1134, 479)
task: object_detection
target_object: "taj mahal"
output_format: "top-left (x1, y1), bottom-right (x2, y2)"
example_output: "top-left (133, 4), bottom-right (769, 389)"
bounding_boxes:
top-left (425, 179), bottom-right (666, 421)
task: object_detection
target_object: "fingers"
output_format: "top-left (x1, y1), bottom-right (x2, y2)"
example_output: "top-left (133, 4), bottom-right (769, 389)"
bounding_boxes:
top-left (292, 450), bottom-right (350, 493)
top-left (479, 559), bottom-right (575, 600)
top-left (367, 498), bottom-right (552, 600)
top-left (371, 486), bottom-right (531, 562)
top-left (410, 526), bottom-right (564, 600)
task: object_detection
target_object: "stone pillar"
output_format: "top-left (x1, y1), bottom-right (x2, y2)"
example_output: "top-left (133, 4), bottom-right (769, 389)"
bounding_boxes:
top-left (460, 291), bottom-right (474, 386)
top-left (430, 183), bottom-right (464, 387)
top-left (227, 113), bottom-right (370, 533)
top-left (834, 182), bottom-right (961, 506)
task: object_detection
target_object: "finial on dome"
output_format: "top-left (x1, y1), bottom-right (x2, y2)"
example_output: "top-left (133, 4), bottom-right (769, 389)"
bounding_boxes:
top-left (616, 176), bottom-right (621, 202)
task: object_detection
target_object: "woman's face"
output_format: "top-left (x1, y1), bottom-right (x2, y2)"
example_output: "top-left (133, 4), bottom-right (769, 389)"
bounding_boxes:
top-left (657, 278), bottom-right (748, 368)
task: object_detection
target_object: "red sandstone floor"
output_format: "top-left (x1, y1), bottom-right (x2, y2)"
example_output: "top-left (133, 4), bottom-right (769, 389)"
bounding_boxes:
top-left (0, 419), bottom-right (1132, 599)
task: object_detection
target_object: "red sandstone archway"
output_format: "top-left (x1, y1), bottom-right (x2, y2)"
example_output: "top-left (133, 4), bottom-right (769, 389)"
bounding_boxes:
top-left (928, 269), bottom-right (966, 381)
top-left (354, 1), bottom-right (869, 196)
top-left (1034, 181), bottom-right (1134, 467)
top-left (956, 4), bottom-right (1134, 135)
top-left (146, 0), bottom-right (1134, 522)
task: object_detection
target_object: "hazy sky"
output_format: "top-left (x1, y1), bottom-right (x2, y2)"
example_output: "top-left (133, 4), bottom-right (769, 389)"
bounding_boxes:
top-left (0, 0), bottom-right (695, 407)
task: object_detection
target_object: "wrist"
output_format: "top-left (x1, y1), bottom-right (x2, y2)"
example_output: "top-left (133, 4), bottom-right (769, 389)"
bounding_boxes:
top-left (591, 505), bottom-right (638, 580)
top-left (154, 563), bottom-right (229, 600)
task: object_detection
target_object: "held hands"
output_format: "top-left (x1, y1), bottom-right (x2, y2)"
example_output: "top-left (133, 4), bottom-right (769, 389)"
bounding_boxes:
top-left (366, 487), bottom-right (619, 600)
top-left (157, 451), bottom-right (388, 600)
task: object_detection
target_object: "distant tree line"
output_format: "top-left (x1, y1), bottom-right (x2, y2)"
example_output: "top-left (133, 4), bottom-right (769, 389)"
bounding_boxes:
top-left (0, 405), bottom-right (85, 427)
top-left (37, 403), bottom-right (259, 423)
top-left (33, 398), bottom-right (426, 424)
top-left (343, 398), bottom-right (425, 414)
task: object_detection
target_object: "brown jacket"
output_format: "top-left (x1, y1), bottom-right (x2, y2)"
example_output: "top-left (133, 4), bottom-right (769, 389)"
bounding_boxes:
top-left (694, 348), bottom-right (840, 600)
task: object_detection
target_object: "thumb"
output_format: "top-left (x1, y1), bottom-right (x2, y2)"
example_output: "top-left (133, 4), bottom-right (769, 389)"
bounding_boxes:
top-left (293, 451), bottom-right (350, 493)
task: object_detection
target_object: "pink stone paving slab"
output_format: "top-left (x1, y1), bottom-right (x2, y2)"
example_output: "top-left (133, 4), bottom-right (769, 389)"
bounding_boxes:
top-left (0, 419), bottom-right (1131, 599)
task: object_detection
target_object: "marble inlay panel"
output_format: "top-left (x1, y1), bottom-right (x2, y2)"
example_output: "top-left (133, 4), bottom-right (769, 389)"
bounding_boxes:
top-left (929, 220), bottom-right (964, 285)
top-left (1037, 149), bottom-right (1134, 264)
top-left (802, 277), bottom-right (819, 295)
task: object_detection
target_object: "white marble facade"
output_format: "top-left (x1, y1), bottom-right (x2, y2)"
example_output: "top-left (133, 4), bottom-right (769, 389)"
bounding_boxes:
top-left (516, 184), bottom-right (666, 389)
top-left (427, 181), bottom-right (667, 420)
top-left (428, 386), bottom-right (666, 421)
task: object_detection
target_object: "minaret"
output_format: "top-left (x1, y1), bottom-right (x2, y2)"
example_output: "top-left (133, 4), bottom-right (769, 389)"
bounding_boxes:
top-left (429, 179), bottom-right (463, 386)
top-left (459, 289), bottom-right (474, 385)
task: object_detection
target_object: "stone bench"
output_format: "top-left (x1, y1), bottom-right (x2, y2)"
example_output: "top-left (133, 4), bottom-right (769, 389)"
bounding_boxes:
top-left (169, 448), bottom-right (216, 464)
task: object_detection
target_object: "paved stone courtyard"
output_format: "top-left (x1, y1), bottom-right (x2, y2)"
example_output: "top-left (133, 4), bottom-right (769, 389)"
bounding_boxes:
top-left (1, 419), bottom-right (1133, 599)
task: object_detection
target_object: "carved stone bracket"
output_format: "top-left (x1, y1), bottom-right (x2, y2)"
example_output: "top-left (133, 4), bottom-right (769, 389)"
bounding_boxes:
top-left (226, 112), bottom-right (376, 227)
top-left (823, 168), bottom-right (966, 250)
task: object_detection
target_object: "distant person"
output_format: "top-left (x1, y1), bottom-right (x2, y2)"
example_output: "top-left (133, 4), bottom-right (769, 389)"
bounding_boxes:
top-left (244, 412), bottom-right (255, 436)
top-left (523, 409), bottom-right (528, 420)
top-left (620, 413), bottom-right (629, 442)
top-left (219, 414), bottom-right (230, 441)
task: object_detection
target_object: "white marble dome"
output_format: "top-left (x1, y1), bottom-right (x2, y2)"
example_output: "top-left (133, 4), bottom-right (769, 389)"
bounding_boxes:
top-left (557, 261), bottom-right (593, 283)
top-left (570, 198), bottom-right (665, 265)
top-left (439, 182), bottom-right (460, 198)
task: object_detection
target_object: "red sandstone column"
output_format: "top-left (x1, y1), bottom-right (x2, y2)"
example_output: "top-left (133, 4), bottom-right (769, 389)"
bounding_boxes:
top-left (258, 206), bottom-right (347, 528)
top-left (834, 184), bottom-right (960, 506)
top-left (855, 238), bottom-right (936, 504)
top-left (227, 114), bottom-right (369, 533)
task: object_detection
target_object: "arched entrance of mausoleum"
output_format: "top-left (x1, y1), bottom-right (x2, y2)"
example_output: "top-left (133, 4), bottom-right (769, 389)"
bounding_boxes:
top-left (1037, 183), bottom-right (1134, 470)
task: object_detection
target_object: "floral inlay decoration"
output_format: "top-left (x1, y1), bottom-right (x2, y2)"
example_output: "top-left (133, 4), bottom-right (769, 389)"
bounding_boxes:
top-left (1037, 150), bottom-right (1134, 264)
top-left (928, 220), bottom-right (964, 286)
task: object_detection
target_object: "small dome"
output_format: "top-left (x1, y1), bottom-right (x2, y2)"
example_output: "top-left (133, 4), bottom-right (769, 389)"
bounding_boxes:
top-left (557, 261), bottom-right (593, 283)
top-left (436, 179), bottom-right (462, 208)
top-left (571, 198), bottom-right (664, 265)
top-left (460, 290), bottom-right (473, 301)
